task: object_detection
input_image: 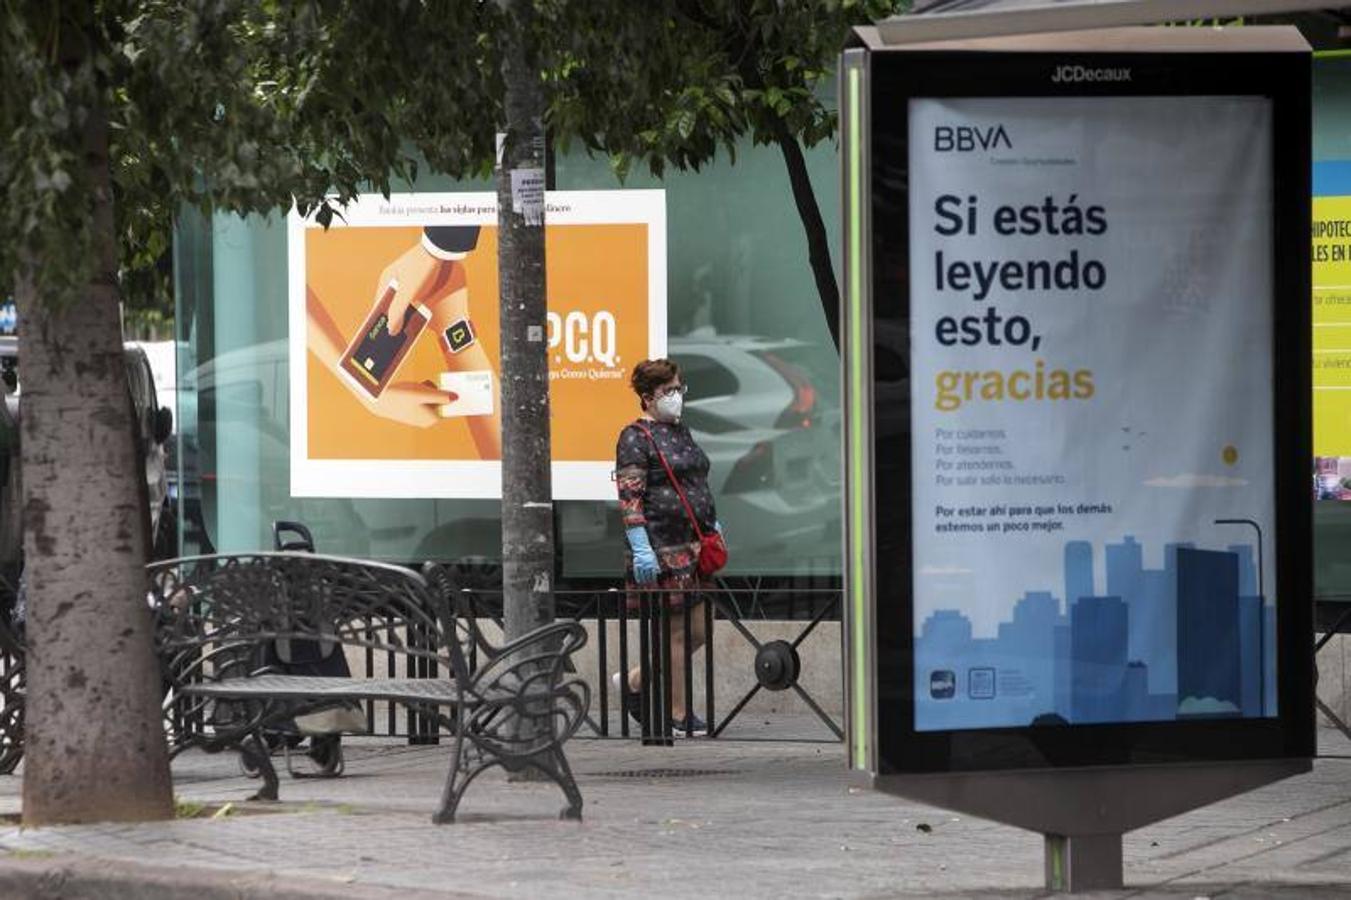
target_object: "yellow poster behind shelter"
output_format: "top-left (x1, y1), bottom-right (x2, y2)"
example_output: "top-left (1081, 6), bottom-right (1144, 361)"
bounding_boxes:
top-left (1313, 195), bottom-right (1351, 456)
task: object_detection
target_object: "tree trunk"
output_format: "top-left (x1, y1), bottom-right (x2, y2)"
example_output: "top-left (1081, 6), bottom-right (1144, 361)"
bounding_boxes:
top-left (497, 0), bottom-right (555, 644)
top-left (774, 125), bottom-right (840, 350)
top-left (16, 89), bottom-right (174, 825)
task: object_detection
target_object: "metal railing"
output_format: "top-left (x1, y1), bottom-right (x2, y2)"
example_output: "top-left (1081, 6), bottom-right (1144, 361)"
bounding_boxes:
top-left (453, 584), bottom-right (844, 745)
top-left (44, 572), bottom-right (847, 748)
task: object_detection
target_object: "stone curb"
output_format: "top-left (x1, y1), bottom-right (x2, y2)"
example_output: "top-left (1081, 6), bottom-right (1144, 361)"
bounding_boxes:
top-left (0, 854), bottom-right (481, 900)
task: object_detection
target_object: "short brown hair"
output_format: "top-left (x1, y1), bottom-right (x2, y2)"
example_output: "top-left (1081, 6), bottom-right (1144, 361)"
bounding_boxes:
top-left (630, 358), bottom-right (680, 401)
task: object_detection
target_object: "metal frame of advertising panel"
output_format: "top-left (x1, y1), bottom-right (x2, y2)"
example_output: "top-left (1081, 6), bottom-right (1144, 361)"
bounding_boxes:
top-left (879, 0), bottom-right (1336, 45)
top-left (841, 26), bottom-right (1314, 891)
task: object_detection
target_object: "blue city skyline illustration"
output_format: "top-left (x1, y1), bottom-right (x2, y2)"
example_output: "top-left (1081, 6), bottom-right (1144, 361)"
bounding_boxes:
top-left (915, 535), bottom-right (1276, 731)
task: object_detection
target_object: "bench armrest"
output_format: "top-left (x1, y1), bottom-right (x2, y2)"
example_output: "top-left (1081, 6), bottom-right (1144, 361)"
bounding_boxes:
top-left (466, 620), bottom-right (587, 699)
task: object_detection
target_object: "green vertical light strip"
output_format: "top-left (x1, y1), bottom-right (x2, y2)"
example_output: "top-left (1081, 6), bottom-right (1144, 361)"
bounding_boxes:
top-left (847, 64), bottom-right (868, 771)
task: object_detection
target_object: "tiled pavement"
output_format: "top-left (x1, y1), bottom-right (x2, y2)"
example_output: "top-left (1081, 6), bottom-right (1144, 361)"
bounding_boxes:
top-left (0, 718), bottom-right (1346, 898)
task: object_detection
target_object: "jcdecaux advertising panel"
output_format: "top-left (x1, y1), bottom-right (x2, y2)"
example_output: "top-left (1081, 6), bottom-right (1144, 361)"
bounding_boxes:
top-left (845, 33), bottom-right (1314, 775)
top-left (908, 96), bottom-right (1277, 731)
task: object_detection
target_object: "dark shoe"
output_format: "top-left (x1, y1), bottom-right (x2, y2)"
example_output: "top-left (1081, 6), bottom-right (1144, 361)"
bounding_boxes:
top-left (671, 713), bottom-right (708, 738)
top-left (612, 672), bottom-right (643, 727)
top-left (307, 734), bottom-right (344, 776)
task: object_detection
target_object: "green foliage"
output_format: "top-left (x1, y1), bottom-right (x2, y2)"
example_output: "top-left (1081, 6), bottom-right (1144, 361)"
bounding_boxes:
top-left (1, 0), bottom-right (909, 310)
top-left (123, 305), bottom-right (171, 340)
top-left (1, 0), bottom-right (502, 310)
top-left (547, 0), bottom-right (911, 178)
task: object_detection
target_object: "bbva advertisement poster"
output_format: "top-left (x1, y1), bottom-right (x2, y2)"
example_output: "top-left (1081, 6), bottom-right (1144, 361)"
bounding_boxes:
top-left (908, 97), bottom-right (1277, 731)
top-left (287, 190), bottom-right (666, 500)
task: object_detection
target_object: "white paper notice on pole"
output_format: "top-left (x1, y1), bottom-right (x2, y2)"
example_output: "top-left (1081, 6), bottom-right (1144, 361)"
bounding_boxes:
top-left (907, 97), bottom-right (1277, 731)
top-left (511, 168), bottom-right (545, 225)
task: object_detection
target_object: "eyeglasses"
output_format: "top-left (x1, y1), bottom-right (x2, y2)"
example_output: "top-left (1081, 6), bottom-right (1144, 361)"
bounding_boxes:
top-left (655, 384), bottom-right (688, 399)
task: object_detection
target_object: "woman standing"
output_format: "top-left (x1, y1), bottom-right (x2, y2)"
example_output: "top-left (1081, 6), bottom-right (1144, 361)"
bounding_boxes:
top-left (614, 358), bottom-right (720, 736)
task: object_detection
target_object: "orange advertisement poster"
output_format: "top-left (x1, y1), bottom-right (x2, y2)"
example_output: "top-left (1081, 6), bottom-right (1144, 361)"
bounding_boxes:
top-left (287, 191), bottom-right (666, 499)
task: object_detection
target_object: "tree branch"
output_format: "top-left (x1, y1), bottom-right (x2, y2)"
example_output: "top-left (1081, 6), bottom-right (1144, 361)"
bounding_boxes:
top-left (772, 117), bottom-right (839, 350)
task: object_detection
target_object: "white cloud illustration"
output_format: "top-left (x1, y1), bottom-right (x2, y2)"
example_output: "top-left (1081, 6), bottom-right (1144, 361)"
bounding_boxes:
top-left (1143, 474), bottom-right (1249, 489)
top-left (1178, 696), bottom-right (1241, 715)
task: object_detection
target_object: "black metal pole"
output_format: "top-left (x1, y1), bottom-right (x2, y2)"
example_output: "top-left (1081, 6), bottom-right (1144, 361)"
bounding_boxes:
top-left (598, 589), bottom-right (610, 737)
top-left (659, 596), bottom-right (673, 745)
top-left (639, 590), bottom-right (653, 745)
top-left (682, 595), bottom-right (694, 737)
top-left (704, 589), bottom-right (715, 739)
top-left (619, 589), bottom-right (630, 739)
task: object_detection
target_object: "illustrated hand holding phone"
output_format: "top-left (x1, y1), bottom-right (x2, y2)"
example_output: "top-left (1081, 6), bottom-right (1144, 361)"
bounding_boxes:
top-left (338, 282), bottom-right (431, 398)
top-left (335, 228), bottom-right (478, 404)
top-left (307, 286), bottom-right (457, 429)
top-left (310, 225), bottom-right (502, 456)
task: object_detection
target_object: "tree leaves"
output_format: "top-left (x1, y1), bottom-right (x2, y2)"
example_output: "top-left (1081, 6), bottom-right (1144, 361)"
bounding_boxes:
top-left (1, 0), bottom-right (911, 311)
top-left (543, 0), bottom-right (910, 174)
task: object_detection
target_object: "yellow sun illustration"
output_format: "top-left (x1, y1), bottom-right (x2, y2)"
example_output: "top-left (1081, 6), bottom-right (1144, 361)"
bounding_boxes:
top-left (1222, 445), bottom-right (1239, 466)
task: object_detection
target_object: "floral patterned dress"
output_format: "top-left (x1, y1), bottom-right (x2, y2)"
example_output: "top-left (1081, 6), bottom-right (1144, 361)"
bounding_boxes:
top-left (616, 418), bottom-right (718, 606)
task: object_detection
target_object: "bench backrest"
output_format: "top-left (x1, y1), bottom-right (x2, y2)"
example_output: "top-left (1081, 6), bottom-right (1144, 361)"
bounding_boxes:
top-left (148, 552), bottom-right (473, 688)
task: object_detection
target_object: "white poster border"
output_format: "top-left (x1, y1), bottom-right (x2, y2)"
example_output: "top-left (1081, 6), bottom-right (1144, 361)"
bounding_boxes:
top-left (286, 189), bottom-right (667, 500)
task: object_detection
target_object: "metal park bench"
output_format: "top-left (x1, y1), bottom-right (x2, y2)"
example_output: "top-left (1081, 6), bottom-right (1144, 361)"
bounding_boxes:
top-left (151, 552), bottom-right (590, 822)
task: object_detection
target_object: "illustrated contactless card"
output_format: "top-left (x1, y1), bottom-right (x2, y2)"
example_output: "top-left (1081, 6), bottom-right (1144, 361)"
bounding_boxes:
top-left (442, 318), bottom-right (477, 354)
top-left (438, 370), bottom-right (494, 418)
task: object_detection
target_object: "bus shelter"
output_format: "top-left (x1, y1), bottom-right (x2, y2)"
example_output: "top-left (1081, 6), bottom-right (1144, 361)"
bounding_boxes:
top-left (840, 5), bottom-right (1322, 891)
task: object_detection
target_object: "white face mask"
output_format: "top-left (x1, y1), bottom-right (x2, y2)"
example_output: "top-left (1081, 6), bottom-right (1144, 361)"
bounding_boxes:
top-left (653, 391), bottom-right (683, 422)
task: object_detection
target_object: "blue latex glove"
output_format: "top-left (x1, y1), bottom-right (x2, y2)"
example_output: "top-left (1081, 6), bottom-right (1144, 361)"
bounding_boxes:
top-left (626, 526), bottom-right (661, 584)
top-left (714, 520), bottom-right (724, 537)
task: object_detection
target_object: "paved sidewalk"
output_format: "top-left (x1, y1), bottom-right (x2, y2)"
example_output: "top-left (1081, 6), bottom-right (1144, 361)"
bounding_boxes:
top-left (0, 718), bottom-right (1347, 898)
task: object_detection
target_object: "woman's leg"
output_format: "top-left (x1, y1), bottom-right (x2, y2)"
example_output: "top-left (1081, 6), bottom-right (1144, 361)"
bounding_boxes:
top-left (669, 600), bottom-right (708, 721)
top-left (624, 598), bottom-right (712, 720)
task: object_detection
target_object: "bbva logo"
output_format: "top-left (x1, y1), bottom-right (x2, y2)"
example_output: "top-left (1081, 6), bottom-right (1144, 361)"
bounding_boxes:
top-left (933, 125), bottom-right (1012, 152)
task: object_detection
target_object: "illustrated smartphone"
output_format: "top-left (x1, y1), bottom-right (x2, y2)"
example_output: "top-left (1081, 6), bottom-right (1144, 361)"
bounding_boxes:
top-left (437, 370), bottom-right (495, 418)
top-left (338, 282), bottom-right (431, 398)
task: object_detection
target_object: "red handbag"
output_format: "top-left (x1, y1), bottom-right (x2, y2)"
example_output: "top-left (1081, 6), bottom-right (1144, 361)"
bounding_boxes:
top-left (637, 423), bottom-right (728, 577)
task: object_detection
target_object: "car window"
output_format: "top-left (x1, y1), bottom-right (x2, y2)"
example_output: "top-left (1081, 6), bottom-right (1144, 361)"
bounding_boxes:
top-left (673, 353), bottom-right (739, 400)
top-left (139, 355), bottom-right (158, 411)
top-left (124, 353), bottom-right (144, 406)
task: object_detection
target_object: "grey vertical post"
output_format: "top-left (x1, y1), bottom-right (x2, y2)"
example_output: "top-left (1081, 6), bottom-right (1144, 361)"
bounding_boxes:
top-left (497, 0), bottom-right (555, 646)
top-left (1045, 833), bottom-right (1123, 892)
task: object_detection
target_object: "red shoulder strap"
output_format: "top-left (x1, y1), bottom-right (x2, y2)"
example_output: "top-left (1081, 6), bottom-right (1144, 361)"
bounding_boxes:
top-left (636, 422), bottom-right (704, 540)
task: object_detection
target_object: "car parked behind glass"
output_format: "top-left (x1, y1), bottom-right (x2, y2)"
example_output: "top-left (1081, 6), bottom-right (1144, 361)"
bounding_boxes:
top-left (0, 336), bottom-right (176, 561)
